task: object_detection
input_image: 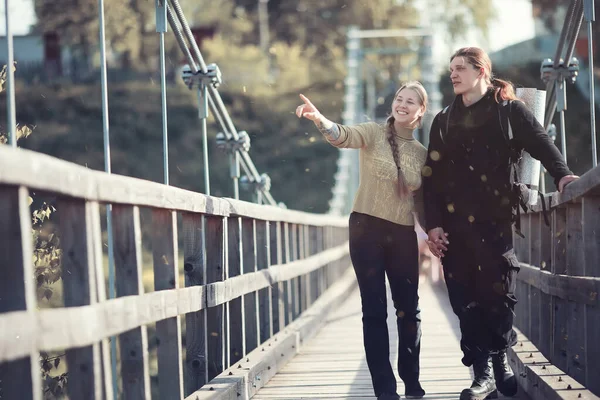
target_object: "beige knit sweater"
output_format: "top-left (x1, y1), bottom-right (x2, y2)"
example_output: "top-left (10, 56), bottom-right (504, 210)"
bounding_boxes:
top-left (327, 122), bottom-right (427, 226)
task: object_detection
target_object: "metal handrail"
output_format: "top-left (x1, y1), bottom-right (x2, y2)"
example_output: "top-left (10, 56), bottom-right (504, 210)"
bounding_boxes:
top-left (541, 0), bottom-right (597, 167)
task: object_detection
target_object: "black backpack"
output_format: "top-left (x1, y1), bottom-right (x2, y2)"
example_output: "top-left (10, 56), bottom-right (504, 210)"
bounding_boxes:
top-left (436, 99), bottom-right (549, 237)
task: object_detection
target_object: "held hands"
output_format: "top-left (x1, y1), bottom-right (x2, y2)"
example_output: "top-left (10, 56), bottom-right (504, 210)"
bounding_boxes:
top-left (558, 174), bottom-right (579, 192)
top-left (426, 227), bottom-right (449, 258)
top-left (295, 94), bottom-right (322, 122)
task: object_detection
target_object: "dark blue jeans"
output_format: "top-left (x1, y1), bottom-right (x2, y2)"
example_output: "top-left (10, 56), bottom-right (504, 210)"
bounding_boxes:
top-left (441, 215), bottom-right (519, 366)
top-left (349, 212), bottom-right (421, 398)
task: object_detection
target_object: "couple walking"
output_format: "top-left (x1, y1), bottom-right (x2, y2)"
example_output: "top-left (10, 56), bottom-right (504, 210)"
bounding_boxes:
top-left (295, 47), bottom-right (578, 400)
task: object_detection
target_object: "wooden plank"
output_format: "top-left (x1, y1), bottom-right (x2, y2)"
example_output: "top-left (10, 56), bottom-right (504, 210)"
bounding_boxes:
top-left (225, 196), bottom-right (349, 227)
top-left (515, 279), bottom-right (530, 337)
top-left (309, 226), bottom-right (320, 305)
top-left (0, 144), bottom-right (355, 228)
top-left (206, 215), bottom-right (225, 381)
top-left (269, 221), bottom-right (283, 335)
top-left (202, 247), bottom-right (352, 303)
top-left (566, 301), bottom-right (586, 385)
top-left (551, 208), bottom-right (567, 275)
top-left (509, 327), bottom-right (597, 400)
top-left (516, 264), bottom-right (600, 306)
top-left (185, 267), bottom-right (358, 400)
top-left (253, 278), bottom-right (474, 400)
top-left (152, 209), bottom-right (184, 399)
top-left (540, 209), bottom-right (552, 272)
top-left (586, 304), bottom-right (600, 394)
top-left (282, 223), bottom-right (292, 326)
top-left (553, 297), bottom-right (569, 372)
top-left (539, 291), bottom-right (553, 361)
top-left (529, 286), bottom-right (541, 347)
top-left (289, 224), bottom-right (299, 321)
top-left (301, 225), bottom-right (311, 312)
top-left (583, 196), bottom-right (600, 393)
top-left (256, 220), bottom-right (273, 344)
top-left (582, 196), bottom-right (600, 278)
top-left (183, 212), bottom-right (207, 394)
top-left (0, 185), bottom-right (41, 400)
top-left (113, 205), bottom-right (152, 399)
top-left (0, 244), bottom-right (350, 362)
top-left (566, 203), bottom-right (584, 276)
top-left (517, 214), bottom-right (531, 264)
top-left (242, 218), bottom-right (259, 354)
top-left (525, 164), bottom-right (600, 211)
top-left (298, 225), bottom-right (306, 312)
top-left (227, 217), bottom-right (244, 365)
top-left (530, 213), bottom-right (541, 268)
top-left (58, 197), bottom-right (102, 399)
top-left (0, 241), bottom-right (352, 362)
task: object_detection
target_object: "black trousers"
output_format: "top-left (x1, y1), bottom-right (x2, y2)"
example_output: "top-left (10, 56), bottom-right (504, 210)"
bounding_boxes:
top-left (349, 212), bottom-right (421, 397)
top-left (441, 214), bottom-right (519, 366)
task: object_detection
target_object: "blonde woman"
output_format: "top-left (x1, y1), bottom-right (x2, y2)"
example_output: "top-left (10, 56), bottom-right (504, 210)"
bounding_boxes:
top-left (296, 81), bottom-right (429, 400)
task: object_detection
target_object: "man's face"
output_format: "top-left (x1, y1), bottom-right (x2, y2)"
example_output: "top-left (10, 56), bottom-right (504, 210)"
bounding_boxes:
top-left (449, 56), bottom-right (483, 95)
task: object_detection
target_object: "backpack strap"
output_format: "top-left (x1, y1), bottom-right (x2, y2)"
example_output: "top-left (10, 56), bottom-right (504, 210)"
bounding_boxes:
top-left (438, 102), bottom-right (454, 143)
top-left (500, 99), bottom-right (551, 234)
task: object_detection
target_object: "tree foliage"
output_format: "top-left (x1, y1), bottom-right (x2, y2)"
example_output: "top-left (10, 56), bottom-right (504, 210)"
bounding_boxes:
top-left (531, 0), bottom-right (600, 77)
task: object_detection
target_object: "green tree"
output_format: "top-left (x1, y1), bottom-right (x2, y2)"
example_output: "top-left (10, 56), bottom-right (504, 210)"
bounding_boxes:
top-left (34, 0), bottom-right (139, 70)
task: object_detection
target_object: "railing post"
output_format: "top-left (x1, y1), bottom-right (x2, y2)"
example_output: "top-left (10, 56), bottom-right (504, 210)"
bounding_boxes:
top-left (256, 220), bottom-right (272, 343)
top-left (227, 217), bottom-right (244, 365)
top-left (0, 186), bottom-right (42, 400)
top-left (539, 210), bottom-right (554, 359)
top-left (183, 213), bottom-right (207, 393)
top-left (113, 205), bottom-right (152, 398)
top-left (205, 215), bottom-right (225, 380)
top-left (552, 207), bottom-right (569, 372)
top-left (152, 209), bottom-right (184, 398)
top-left (242, 218), bottom-right (259, 353)
top-left (269, 221), bottom-right (284, 334)
top-left (282, 223), bottom-right (292, 325)
top-left (582, 195), bottom-right (600, 393)
top-left (309, 226), bottom-right (320, 304)
top-left (58, 198), bottom-right (106, 399)
top-left (565, 203), bottom-right (586, 384)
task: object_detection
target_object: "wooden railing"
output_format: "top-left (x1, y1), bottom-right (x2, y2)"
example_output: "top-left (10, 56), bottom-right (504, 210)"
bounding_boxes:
top-left (513, 164), bottom-right (600, 397)
top-left (0, 145), bottom-right (350, 399)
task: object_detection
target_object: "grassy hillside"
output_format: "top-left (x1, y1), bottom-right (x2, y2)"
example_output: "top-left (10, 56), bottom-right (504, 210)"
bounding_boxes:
top-left (4, 78), bottom-right (344, 213)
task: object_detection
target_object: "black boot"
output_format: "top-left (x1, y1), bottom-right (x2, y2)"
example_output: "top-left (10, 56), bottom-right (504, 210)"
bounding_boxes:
top-left (492, 350), bottom-right (517, 396)
top-left (460, 355), bottom-right (498, 400)
top-left (377, 394), bottom-right (400, 400)
top-left (405, 381), bottom-right (425, 399)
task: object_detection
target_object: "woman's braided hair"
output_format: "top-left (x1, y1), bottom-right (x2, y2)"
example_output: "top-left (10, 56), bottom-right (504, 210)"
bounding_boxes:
top-left (385, 81), bottom-right (428, 198)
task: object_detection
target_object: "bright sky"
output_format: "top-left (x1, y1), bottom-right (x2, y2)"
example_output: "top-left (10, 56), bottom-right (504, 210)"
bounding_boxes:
top-left (1, 0), bottom-right (535, 50)
top-left (422, 0), bottom-right (536, 68)
top-left (0, 0), bottom-right (35, 36)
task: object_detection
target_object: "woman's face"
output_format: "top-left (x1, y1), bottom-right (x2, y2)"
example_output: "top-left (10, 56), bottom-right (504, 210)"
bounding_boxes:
top-left (391, 88), bottom-right (424, 127)
top-left (449, 56), bottom-right (484, 95)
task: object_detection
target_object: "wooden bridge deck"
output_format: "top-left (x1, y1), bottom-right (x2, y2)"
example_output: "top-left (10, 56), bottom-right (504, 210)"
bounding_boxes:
top-left (254, 278), bottom-right (530, 400)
